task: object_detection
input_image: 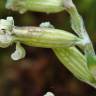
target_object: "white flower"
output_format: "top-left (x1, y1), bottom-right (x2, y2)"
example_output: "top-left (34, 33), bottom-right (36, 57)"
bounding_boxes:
top-left (44, 92), bottom-right (55, 96)
top-left (11, 42), bottom-right (26, 60)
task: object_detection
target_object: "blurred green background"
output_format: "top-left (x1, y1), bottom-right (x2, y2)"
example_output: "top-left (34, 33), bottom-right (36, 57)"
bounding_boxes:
top-left (0, 0), bottom-right (96, 96)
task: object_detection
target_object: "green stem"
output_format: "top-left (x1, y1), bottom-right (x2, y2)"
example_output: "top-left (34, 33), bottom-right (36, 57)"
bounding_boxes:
top-left (65, 2), bottom-right (95, 56)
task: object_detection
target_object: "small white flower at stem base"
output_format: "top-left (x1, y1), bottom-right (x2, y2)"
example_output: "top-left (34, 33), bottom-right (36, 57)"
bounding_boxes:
top-left (11, 42), bottom-right (26, 60)
top-left (44, 92), bottom-right (55, 96)
top-left (39, 22), bottom-right (54, 29)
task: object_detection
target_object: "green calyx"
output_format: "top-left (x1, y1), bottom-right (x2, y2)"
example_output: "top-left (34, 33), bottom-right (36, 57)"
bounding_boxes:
top-left (6, 0), bottom-right (64, 13)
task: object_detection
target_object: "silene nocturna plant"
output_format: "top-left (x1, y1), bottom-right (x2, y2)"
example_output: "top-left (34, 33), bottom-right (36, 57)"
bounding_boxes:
top-left (0, 0), bottom-right (96, 89)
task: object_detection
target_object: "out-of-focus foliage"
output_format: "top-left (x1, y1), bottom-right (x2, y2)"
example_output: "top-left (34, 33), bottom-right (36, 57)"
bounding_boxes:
top-left (0, 0), bottom-right (5, 13)
top-left (0, 0), bottom-right (96, 96)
